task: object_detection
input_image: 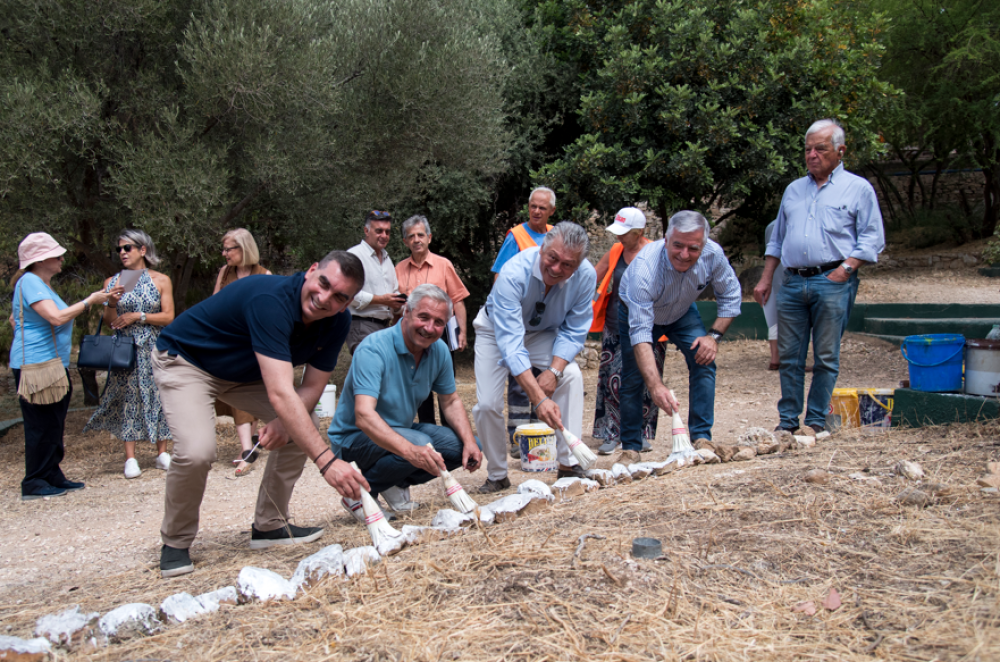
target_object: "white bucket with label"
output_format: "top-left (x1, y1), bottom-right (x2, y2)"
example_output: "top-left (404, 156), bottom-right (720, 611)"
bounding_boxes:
top-left (515, 423), bottom-right (558, 472)
top-left (314, 385), bottom-right (337, 417)
top-left (965, 339), bottom-right (1000, 397)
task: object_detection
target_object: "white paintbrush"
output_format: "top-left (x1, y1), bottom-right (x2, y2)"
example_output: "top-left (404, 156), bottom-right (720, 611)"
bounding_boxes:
top-left (561, 428), bottom-right (597, 471)
top-left (349, 462), bottom-right (406, 555)
top-left (426, 443), bottom-right (478, 514)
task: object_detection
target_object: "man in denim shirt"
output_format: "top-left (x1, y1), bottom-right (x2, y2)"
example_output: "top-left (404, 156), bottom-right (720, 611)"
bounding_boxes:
top-left (754, 118), bottom-right (885, 434)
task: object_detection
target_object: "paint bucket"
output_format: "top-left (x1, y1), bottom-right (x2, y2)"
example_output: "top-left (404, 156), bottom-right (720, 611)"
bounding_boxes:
top-left (515, 423), bottom-right (558, 472)
top-left (827, 388), bottom-right (860, 430)
top-left (314, 385), bottom-right (337, 418)
top-left (964, 339), bottom-right (1000, 397)
top-left (858, 388), bottom-right (894, 430)
top-left (901, 334), bottom-right (965, 392)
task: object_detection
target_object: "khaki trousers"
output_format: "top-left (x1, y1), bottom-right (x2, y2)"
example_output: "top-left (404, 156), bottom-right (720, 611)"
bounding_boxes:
top-left (152, 350), bottom-right (318, 549)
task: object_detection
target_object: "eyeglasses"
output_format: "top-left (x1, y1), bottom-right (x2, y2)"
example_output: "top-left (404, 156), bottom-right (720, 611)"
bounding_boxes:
top-left (222, 246), bottom-right (240, 254)
top-left (528, 301), bottom-right (546, 327)
top-left (115, 244), bottom-right (138, 253)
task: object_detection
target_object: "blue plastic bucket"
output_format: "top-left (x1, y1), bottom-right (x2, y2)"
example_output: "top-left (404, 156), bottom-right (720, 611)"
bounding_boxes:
top-left (901, 334), bottom-right (965, 392)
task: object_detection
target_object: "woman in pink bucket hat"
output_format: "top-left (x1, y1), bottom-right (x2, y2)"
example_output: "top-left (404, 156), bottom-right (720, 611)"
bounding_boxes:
top-left (10, 233), bottom-right (122, 500)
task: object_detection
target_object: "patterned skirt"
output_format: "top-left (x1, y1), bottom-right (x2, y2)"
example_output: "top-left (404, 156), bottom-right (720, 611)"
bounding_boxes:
top-left (592, 326), bottom-right (666, 442)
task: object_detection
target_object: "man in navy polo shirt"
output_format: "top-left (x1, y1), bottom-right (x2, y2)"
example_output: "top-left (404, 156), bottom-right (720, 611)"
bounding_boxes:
top-left (328, 284), bottom-right (482, 517)
top-left (153, 251), bottom-right (369, 578)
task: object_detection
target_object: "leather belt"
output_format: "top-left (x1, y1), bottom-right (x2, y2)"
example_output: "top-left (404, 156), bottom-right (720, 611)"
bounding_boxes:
top-left (786, 261), bottom-right (842, 278)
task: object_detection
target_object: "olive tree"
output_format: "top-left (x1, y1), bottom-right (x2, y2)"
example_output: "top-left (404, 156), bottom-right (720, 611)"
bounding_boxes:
top-left (0, 0), bottom-right (514, 305)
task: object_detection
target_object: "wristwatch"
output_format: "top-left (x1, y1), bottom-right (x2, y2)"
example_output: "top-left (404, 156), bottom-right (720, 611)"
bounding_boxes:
top-left (707, 329), bottom-right (723, 342)
top-left (545, 366), bottom-right (564, 381)
top-left (840, 262), bottom-right (854, 275)
top-left (140, 312), bottom-right (147, 323)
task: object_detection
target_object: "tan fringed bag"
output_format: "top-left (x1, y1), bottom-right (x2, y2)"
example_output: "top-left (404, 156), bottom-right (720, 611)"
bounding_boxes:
top-left (16, 282), bottom-right (69, 405)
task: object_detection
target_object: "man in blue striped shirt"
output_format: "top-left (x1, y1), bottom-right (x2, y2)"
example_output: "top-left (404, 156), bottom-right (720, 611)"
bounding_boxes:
top-left (617, 211), bottom-right (742, 465)
top-left (754, 119), bottom-right (884, 434)
top-left (472, 222), bottom-right (596, 493)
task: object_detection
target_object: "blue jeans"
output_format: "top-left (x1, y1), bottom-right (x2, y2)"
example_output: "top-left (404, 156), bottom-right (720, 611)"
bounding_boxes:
top-left (776, 270), bottom-right (858, 429)
top-left (618, 303), bottom-right (716, 449)
top-left (340, 423), bottom-right (480, 498)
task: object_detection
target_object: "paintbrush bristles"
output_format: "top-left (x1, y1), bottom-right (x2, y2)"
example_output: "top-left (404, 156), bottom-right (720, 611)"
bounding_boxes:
top-left (562, 428), bottom-right (597, 471)
top-left (349, 462), bottom-right (406, 555)
top-left (427, 443), bottom-right (478, 513)
top-left (671, 411), bottom-right (693, 453)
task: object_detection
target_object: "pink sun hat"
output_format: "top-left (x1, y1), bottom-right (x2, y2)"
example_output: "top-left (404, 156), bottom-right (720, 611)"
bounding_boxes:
top-left (18, 233), bottom-right (67, 270)
top-left (605, 207), bottom-right (647, 235)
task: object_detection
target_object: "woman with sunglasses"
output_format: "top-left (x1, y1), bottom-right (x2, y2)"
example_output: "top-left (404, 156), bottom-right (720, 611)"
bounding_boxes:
top-left (84, 229), bottom-right (175, 479)
top-left (212, 228), bottom-right (272, 476)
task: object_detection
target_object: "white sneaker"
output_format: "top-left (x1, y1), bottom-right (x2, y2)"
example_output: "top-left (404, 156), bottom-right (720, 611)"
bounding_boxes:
top-left (124, 458), bottom-right (141, 479)
top-left (340, 497), bottom-right (365, 523)
top-left (155, 453), bottom-right (172, 471)
top-left (381, 485), bottom-right (422, 512)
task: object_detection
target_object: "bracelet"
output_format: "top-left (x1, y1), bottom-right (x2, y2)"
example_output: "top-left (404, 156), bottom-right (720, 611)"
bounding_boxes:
top-left (314, 447), bottom-right (332, 464)
top-left (319, 457), bottom-right (337, 477)
top-left (81, 298), bottom-right (91, 312)
top-left (532, 397), bottom-right (551, 413)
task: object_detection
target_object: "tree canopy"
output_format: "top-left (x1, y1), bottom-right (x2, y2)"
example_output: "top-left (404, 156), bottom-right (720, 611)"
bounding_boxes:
top-left (534, 0), bottom-right (895, 237)
top-left (0, 0), bottom-right (516, 303)
top-left (872, 0), bottom-right (1000, 240)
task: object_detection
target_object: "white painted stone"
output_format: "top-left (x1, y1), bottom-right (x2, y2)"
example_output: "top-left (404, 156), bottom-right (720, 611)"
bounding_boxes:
top-left (343, 546), bottom-right (382, 577)
top-left (197, 586), bottom-right (238, 610)
top-left (291, 545), bottom-right (344, 590)
top-left (517, 479), bottom-right (555, 501)
top-left (696, 448), bottom-right (720, 464)
top-left (236, 567), bottom-right (296, 603)
top-left (35, 605), bottom-right (98, 648)
top-left (160, 593), bottom-right (206, 624)
top-left (585, 468), bottom-right (615, 486)
top-left (431, 508), bottom-right (474, 529)
top-left (483, 493), bottom-right (533, 519)
top-left (894, 460), bottom-right (925, 480)
top-left (98, 604), bottom-right (161, 641)
top-left (0, 635), bottom-right (52, 660)
top-left (611, 463), bottom-right (632, 484)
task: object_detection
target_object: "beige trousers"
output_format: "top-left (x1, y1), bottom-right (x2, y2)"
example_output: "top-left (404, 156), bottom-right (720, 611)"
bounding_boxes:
top-left (152, 350), bottom-right (318, 549)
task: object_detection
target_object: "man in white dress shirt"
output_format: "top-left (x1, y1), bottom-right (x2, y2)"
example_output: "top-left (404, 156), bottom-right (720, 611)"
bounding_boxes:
top-left (346, 210), bottom-right (405, 354)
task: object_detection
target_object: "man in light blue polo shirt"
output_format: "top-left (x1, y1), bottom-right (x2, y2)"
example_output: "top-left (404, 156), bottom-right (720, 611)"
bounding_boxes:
top-left (328, 284), bottom-right (482, 517)
top-left (473, 222), bottom-right (596, 493)
top-left (754, 118), bottom-right (884, 434)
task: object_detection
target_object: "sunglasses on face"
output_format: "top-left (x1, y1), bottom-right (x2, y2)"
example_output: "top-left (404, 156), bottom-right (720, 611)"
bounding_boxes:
top-left (222, 246), bottom-right (240, 254)
top-left (528, 301), bottom-right (546, 327)
top-left (368, 210), bottom-right (391, 219)
top-left (116, 244), bottom-right (139, 253)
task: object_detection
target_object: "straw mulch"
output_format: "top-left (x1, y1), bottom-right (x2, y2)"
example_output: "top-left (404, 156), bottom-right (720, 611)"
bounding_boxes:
top-left (3, 418), bottom-right (999, 661)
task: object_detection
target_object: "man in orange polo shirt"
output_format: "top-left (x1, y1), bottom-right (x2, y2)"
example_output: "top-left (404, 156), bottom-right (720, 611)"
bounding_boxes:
top-left (490, 187), bottom-right (556, 459)
top-left (396, 215), bottom-right (471, 426)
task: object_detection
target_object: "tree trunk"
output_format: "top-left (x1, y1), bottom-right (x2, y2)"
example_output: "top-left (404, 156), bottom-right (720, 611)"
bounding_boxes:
top-left (980, 132), bottom-right (1000, 239)
top-left (170, 252), bottom-right (197, 314)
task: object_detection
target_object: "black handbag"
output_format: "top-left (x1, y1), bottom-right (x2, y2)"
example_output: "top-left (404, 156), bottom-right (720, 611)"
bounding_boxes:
top-left (78, 318), bottom-right (137, 373)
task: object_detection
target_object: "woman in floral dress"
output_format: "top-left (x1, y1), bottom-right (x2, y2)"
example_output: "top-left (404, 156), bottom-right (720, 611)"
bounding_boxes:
top-left (85, 229), bottom-right (175, 479)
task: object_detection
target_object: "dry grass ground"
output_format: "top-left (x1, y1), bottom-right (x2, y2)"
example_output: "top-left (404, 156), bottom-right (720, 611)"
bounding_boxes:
top-left (0, 266), bottom-right (998, 660)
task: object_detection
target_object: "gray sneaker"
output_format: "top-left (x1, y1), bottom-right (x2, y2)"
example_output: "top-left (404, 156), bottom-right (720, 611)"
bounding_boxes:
top-left (508, 441), bottom-right (521, 459)
top-left (381, 485), bottom-right (422, 512)
top-left (160, 545), bottom-right (194, 578)
top-left (597, 439), bottom-right (621, 455)
top-left (641, 438), bottom-right (653, 453)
